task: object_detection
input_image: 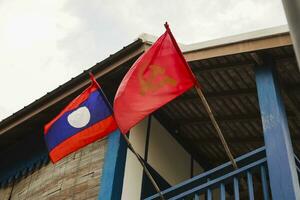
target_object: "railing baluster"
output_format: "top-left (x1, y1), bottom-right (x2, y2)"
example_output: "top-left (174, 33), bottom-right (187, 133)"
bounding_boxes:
top-left (145, 149), bottom-right (268, 200)
top-left (233, 177), bottom-right (239, 200)
top-left (260, 165), bottom-right (270, 200)
top-left (247, 171), bottom-right (254, 200)
top-left (220, 183), bottom-right (226, 200)
top-left (206, 189), bottom-right (212, 200)
top-left (206, 178), bottom-right (212, 200)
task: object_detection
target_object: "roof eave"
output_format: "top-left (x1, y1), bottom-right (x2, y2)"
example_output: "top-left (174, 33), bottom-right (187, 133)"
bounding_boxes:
top-left (0, 38), bottom-right (146, 135)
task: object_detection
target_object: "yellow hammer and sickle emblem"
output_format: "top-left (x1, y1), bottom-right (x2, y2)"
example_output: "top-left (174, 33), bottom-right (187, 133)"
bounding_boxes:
top-left (138, 63), bottom-right (177, 95)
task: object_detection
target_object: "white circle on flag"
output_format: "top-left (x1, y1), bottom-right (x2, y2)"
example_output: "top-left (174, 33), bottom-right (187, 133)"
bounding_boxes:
top-left (67, 106), bottom-right (91, 128)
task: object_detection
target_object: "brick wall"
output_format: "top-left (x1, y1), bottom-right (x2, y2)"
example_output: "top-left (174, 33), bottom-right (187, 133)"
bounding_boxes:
top-left (0, 139), bottom-right (107, 200)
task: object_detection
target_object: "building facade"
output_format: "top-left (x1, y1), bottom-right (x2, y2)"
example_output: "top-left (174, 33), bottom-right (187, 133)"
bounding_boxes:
top-left (0, 25), bottom-right (299, 200)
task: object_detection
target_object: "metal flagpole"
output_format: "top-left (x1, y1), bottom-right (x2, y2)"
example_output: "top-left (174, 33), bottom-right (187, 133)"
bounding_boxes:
top-left (194, 82), bottom-right (238, 169)
top-left (89, 73), bottom-right (165, 200)
top-left (281, 0), bottom-right (300, 71)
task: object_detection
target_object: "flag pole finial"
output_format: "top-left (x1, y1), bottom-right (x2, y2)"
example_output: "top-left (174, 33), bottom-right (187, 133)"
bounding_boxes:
top-left (164, 22), bottom-right (169, 30)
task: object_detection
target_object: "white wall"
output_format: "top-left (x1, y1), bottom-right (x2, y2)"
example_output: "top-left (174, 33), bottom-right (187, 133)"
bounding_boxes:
top-left (121, 117), bottom-right (204, 200)
top-left (121, 118), bottom-right (148, 200)
top-left (193, 160), bottom-right (204, 176)
top-left (148, 117), bottom-right (199, 185)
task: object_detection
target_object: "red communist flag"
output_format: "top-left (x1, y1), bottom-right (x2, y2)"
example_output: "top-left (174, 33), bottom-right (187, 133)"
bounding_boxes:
top-left (113, 23), bottom-right (197, 133)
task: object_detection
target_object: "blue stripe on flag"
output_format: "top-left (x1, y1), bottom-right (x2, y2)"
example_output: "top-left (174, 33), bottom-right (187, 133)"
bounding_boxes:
top-left (45, 90), bottom-right (112, 151)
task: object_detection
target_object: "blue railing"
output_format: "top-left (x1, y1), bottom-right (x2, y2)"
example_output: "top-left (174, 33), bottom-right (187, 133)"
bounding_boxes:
top-left (145, 147), bottom-right (271, 200)
top-left (295, 155), bottom-right (300, 182)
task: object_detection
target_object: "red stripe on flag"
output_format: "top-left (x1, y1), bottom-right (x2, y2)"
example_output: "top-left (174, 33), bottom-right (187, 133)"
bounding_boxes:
top-left (49, 115), bottom-right (117, 163)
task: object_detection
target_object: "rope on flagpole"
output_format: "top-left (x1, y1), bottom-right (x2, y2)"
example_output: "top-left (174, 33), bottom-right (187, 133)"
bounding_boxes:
top-left (194, 82), bottom-right (238, 169)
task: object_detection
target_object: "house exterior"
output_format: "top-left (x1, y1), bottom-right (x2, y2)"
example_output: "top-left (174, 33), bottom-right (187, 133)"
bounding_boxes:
top-left (0, 25), bottom-right (299, 200)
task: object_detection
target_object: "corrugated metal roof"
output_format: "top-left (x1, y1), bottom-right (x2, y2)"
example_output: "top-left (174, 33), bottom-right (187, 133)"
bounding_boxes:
top-left (156, 45), bottom-right (300, 167)
top-left (139, 25), bottom-right (289, 52)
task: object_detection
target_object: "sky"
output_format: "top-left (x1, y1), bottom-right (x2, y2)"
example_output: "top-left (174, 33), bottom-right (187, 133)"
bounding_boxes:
top-left (0, 0), bottom-right (287, 121)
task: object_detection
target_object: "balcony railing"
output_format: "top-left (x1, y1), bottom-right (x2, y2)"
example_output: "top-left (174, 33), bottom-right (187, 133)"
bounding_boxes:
top-left (145, 147), bottom-right (270, 200)
top-left (295, 155), bottom-right (300, 182)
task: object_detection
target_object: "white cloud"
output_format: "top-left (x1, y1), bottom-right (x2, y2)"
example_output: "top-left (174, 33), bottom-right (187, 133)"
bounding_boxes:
top-left (0, 0), bottom-right (287, 120)
top-left (0, 0), bottom-right (80, 119)
top-left (0, 106), bottom-right (11, 121)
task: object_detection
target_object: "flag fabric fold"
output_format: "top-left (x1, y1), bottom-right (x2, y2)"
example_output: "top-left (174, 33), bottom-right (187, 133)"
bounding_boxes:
top-left (44, 75), bottom-right (118, 163)
top-left (114, 24), bottom-right (197, 134)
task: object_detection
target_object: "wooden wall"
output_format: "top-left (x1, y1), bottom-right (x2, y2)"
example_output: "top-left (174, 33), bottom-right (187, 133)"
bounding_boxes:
top-left (0, 139), bottom-right (107, 200)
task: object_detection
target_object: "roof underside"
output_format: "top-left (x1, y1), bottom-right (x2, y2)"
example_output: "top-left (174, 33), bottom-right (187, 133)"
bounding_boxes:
top-left (157, 44), bottom-right (300, 167)
top-left (0, 27), bottom-right (299, 172)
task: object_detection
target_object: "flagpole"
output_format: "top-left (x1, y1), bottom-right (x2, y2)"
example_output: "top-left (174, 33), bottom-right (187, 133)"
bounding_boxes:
top-left (121, 134), bottom-right (166, 200)
top-left (89, 73), bottom-right (165, 200)
top-left (194, 83), bottom-right (238, 169)
top-left (195, 83), bottom-right (250, 190)
top-left (164, 22), bottom-right (237, 169)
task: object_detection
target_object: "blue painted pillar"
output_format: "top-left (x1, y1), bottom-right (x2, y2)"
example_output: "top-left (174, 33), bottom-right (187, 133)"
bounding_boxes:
top-left (254, 55), bottom-right (300, 200)
top-left (98, 130), bottom-right (127, 200)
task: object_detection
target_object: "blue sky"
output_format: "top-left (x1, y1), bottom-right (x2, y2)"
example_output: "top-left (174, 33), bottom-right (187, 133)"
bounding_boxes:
top-left (0, 0), bottom-right (287, 120)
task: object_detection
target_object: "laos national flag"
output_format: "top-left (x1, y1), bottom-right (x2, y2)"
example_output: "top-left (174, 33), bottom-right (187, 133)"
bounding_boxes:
top-left (44, 75), bottom-right (118, 163)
